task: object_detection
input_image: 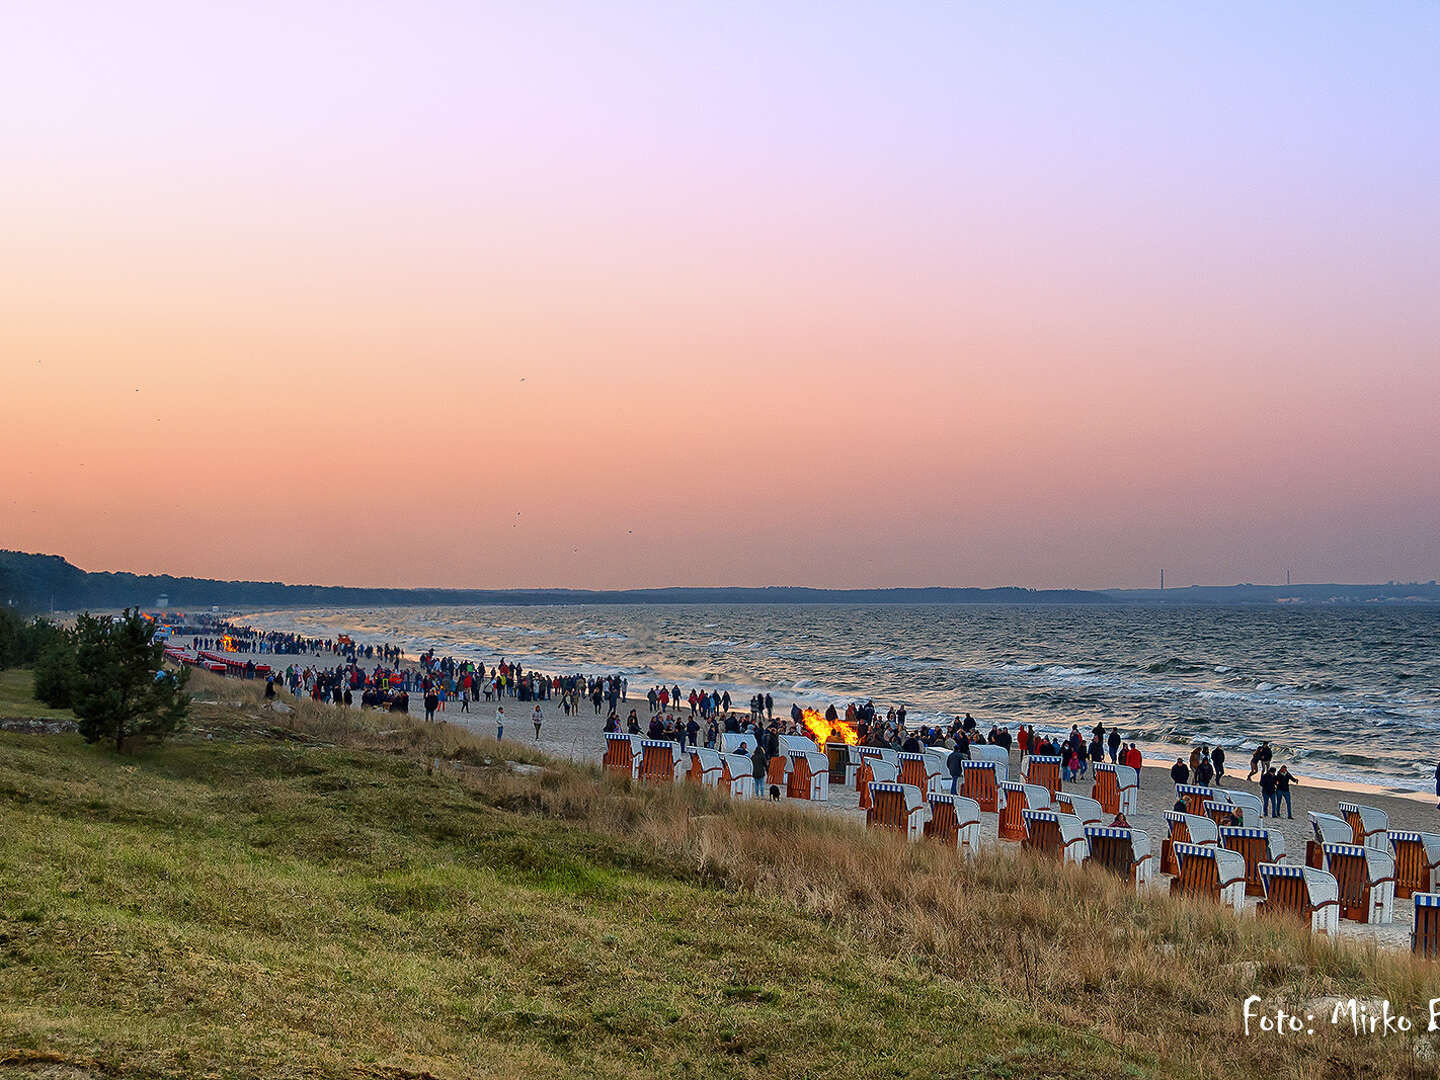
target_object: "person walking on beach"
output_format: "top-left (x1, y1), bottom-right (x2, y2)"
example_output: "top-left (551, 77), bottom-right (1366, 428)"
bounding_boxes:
top-left (947, 742), bottom-right (966, 795)
top-left (751, 743), bottom-right (768, 797)
top-left (1108, 728), bottom-right (1121, 764)
top-left (532, 704), bottom-right (543, 740)
top-left (1170, 757), bottom-right (1189, 785)
top-left (1435, 760), bottom-right (1440, 810)
top-left (1260, 767), bottom-right (1278, 817)
top-left (495, 706), bottom-right (505, 741)
top-left (1274, 765), bottom-right (1295, 818)
top-left (1212, 745), bottom-right (1225, 780)
top-left (424, 691), bottom-right (439, 723)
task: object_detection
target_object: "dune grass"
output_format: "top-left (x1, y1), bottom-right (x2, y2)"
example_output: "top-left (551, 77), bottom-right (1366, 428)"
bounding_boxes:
top-left (0, 669), bottom-right (74, 723)
top-left (1, 670), bottom-right (1438, 1078)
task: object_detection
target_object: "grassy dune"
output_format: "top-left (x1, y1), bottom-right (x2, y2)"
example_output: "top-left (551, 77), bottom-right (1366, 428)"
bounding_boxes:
top-left (1, 671), bottom-right (1437, 1078)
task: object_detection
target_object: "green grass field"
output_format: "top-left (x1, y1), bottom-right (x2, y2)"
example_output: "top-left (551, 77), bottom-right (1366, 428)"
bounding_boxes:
top-left (0, 669), bottom-right (75, 723)
top-left (1, 671), bottom-right (1437, 1078)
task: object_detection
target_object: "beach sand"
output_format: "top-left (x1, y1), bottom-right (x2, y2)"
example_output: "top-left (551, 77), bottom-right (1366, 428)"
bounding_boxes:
top-left (245, 648), bottom-right (1435, 951)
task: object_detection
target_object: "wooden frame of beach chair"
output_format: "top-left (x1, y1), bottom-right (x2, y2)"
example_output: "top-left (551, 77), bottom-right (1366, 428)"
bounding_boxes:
top-left (1084, 826), bottom-right (1154, 888)
top-left (1389, 832), bottom-right (1440, 899)
top-left (924, 793), bottom-right (982, 856)
top-left (1022, 809), bottom-right (1086, 864)
top-left (823, 742), bottom-right (851, 784)
top-left (1054, 792), bottom-right (1104, 826)
top-left (786, 750), bottom-right (831, 801)
top-left (1220, 826), bottom-right (1287, 897)
top-left (1176, 784), bottom-right (1215, 817)
top-left (1412, 893), bottom-right (1440, 959)
top-left (1161, 811), bottom-right (1218, 876)
top-left (1091, 762), bottom-right (1139, 816)
top-left (998, 781), bottom-right (1052, 842)
top-left (766, 755), bottom-right (787, 789)
top-left (602, 732), bottom-right (643, 778)
top-left (897, 752), bottom-right (939, 797)
top-left (866, 781), bottom-right (930, 840)
top-left (960, 759), bottom-right (1001, 812)
top-left (1024, 754), bottom-right (1063, 796)
top-left (857, 758), bottom-right (899, 810)
top-left (1322, 842), bottom-right (1396, 924)
top-left (1169, 842), bottom-right (1247, 911)
top-left (1257, 862), bottom-right (1340, 934)
top-left (1338, 802), bottom-right (1390, 851)
top-left (637, 739), bottom-right (682, 784)
top-left (1306, 812), bottom-right (1352, 868)
top-left (1215, 789), bottom-right (1263, 823)
top-left (684, 747), bottom-right (726, 787)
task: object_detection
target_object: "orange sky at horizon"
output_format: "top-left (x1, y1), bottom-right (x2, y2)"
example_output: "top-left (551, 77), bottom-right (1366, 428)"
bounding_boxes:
top-left (3, 3), bottom-right (1438, 590)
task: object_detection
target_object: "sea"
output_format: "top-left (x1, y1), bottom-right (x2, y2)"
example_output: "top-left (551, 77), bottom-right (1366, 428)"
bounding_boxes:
top-left (236, 604), bottom-right (1440, 794)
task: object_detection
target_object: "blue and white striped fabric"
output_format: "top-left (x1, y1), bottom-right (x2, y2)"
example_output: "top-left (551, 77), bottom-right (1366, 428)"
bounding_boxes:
top-left (1414, 893), bottom-right (1440, 908)
top-left (869, 781), bottom-right (904, 795)
top-left (1219, 827), bottom-right (1268, 840)
top-left (1085, 826), bottom-right (1134, 841)
top-left (963, 760), bottom-right (997, 772)
top-left (1259, 863), bottom-right (1303, 880)
top-left (1023, 809), bottom-right (1058, 825)
top-left (1322, 842), bottom-right (1365, 860)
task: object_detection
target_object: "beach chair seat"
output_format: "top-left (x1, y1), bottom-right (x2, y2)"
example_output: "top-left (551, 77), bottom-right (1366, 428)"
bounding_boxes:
top-left (925, 793), bottom-right (982, 856)
top-left (1220, 826), bottom-right (1287, 896)
top-left (1054, 792), bottom-right (1104, 826)
top-left (960, 760), bottom-right (1002, 812)
top-left (1176, 784), bottom-right (1216, 817)
top-left (823, 742), bottom-right (852, 784)
top-left (897, 752), bottom-right (940, 797)
top-left (602, 732), bottom-right (643, 778)
top-left (1170, 842), bottom-right (1247, 911)
top-left (1322, 842), bottom-right (1396, 924)
top-left (866, 782), bottom-right (930, 840)
top-left (786, 750), bottom-right (831, 801)
top-left (684, 746), bottom-right (727, 787)
top-left (1203, 799), bottom-right (1242, 828)
top-left (1338, 802), bottom-right (1390, 851)
top-left (969, 743), bottom-right (1011, 784)
top-left (1307, 812), bottom-right (1352, 869)
top-left (1022, 809), bottom-right (1086, 864)
top-left (1091, 763), bottom-right (1139, 816)
top-left (1161, 811), bottom-right (1218, 876)
top-left (998, 781), bottom-right (1052, 842)
top-left (637, 740), bottom-right (682, 784)
top-left (1215, 788), bottom-right (1263, 823)
top-left (1389, 832), bottom-right (1440, 899)
top-left (1257, 863), bottom-right (1340, 934)
top-left (1084, 826), bottom-right (1154, 888)
top-left (1024, 754), bottom-right (1063, 796)
top-left (719, 732), bottom-right (759, 758)
top-left (857, 758), bottom-right (899, 810)
top-left (1412, 893), bottom-right (1440, 959)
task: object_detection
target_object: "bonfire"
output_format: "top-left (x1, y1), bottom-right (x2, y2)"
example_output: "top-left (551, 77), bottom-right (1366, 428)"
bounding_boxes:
top-left (799, 707), bottom-right (859, 746)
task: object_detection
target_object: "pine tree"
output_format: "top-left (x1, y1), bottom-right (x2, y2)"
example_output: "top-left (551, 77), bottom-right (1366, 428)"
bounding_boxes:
top-left (71, 609), bottom-right (189, 752)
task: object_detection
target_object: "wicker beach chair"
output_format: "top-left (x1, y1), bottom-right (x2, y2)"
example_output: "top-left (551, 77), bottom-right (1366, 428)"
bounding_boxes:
top-left (1389, 831), bottom-right (1440, 899)
top-left (998, 781), bottom-right (1052, 842)
top-left (925, 793), bottom-right (982, 856)
top-left (1219, 825), bottom-right (1287, 896)
top-left (970, 743), bottom-right (1011, 784)
top-left (718, 751), bottom-right (753, 799)
top-left (1024, 754), bottom-right (1063, 796)
top-left (637, 739), bottom-right (682, 784)
top-left (1257, 863), bottom-right (1340, 934)
top-left (1412, 893), bottom-right (1440, 958)
top-left (1022, 809), bottom-right (1086, 864)
top-left (1215, 788), bottom-right (1263, 823)
top-left (960, 759), bottom-right (1002, 812)
top-left (897, 751), bottom-right (939, 797)
top-left (1338, 802), bottom-right (1390, 851)
top-left (1322, 842), bottom-right (1396, 924)
top-left (602, 732), bottom-right (643, 778)
top-left (1091, 762), bottom-right (1139, 816)
top-left (683, 746), bottom-right (727, 787)
top-left (785, 749), bottom-right (831, 801)
top-left (1084, 826), bottom-right (1154, 888)
top-left (1307, 812), bottom-right (1353, 868)
top-left (857, 758), bottom-right (899, 810)
top-left (866, 781), bottom-right (930, 840)
top-left (1170, 842), bottom-right (1247, 911)
top-left (1176, 784), bottom-right (1216, 816)
top-left (1161, 811), bottom-right (1218, 876)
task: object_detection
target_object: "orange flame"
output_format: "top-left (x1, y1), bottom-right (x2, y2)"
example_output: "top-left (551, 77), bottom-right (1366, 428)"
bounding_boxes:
top-left (800, 707), bottom-right (859, 746)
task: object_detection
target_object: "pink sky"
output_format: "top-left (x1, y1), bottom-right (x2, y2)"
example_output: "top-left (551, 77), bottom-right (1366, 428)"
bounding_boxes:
top-left (3, 3), bottom-right (1438, 589)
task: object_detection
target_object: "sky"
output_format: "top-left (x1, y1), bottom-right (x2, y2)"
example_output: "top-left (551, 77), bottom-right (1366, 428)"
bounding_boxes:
top-left (2, 2), bottom-right (1438, 590)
